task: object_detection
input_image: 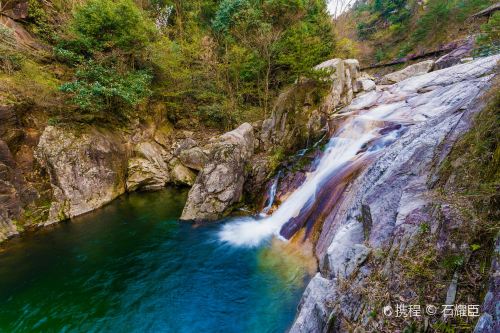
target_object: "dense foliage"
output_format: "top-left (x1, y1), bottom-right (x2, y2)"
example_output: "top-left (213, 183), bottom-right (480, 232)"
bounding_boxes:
top-left (476, 11), bottom-right (500, 56)
top-left (55, 0), bottom-right (336, 127)
top-left (347, 0), bottom-right (496, 63)
top-left (55, 0), bottom-right (155, 119)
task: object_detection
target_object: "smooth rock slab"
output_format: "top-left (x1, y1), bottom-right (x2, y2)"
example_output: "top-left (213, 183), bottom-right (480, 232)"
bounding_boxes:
top-left (290, 55), bottom-right (500, 332)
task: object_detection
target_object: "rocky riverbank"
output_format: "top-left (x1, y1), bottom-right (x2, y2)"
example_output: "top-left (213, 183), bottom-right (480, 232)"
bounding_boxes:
top-left (288, 55), bottom-right (499, 333)
top-left (0, 54), bottom-right (376, 242)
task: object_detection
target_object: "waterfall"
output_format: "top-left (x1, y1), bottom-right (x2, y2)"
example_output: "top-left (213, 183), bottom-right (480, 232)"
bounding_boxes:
top-left (218, 55), bottom-right (500, 247)
top-left (260, 170), bottom-right (283, 216)
top-left (219, 97), bottom-right (408, 247)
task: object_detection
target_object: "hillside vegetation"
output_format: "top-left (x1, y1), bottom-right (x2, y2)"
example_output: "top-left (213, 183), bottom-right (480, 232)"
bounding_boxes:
top-left (335, 0), bottom-right (499, 64)
top-left (1, 0), bottom-right (340, 129)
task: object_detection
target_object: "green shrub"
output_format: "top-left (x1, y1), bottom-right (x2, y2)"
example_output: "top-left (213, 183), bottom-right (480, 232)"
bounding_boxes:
top-left (476, 11), bottom-right (500, 56)
top-left (397, 42), bottom-right (413, 58)
top-left (0, 24), bottom-right (22, 73)
top-left (212, 0), bottom-right (248, 33)
top-left (0, 23), bottom-right (16, 46)
top-left (53, 46), bottom-right (84, 65)
top-left (69, 0), bottom-right (155, 55)
top-left (412, 0), bottom-right (451, 42)
top-left (375, 48), bottom-right (386, 62)
top-left (60, 62), bottom-right (152, 114)
top-left (26, 0), bottom-right (53, 40)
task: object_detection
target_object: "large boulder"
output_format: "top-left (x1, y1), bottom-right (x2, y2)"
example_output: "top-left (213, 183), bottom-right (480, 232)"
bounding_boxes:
top-left (382, 59), bottom-right (435, 84)
top-left (180, 123), bottom-right (254, 221)
top-left (36, 126), bottom-right (128, 224)
top-left (126, 141), bottom-right (170, 191)
top-left (315, 58), bottom-right (361, 114)
top-left (0, 139), bottom-right (22, 241)
top-left (356, 78), bottom-right (376, 92)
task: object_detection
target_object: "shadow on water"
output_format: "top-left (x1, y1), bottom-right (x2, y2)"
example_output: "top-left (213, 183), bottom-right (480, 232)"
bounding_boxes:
top-left (0, 188), bottom-right (311, 333)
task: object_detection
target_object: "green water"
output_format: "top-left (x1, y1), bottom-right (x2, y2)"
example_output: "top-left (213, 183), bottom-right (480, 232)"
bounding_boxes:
top-left (0, 188), bottom-right (309, 332)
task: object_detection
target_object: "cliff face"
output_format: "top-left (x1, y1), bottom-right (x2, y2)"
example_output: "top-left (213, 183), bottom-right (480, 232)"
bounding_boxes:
top-left (289, 55), bottom-right (499, 332)
top-left (0, 116), bottom-right (221, 241)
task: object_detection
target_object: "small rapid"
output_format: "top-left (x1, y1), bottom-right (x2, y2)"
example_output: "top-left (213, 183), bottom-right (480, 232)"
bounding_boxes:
top-left (219, 99), bottom-right (409, 247)
top-left (261, 170), bottom-right (282, 216)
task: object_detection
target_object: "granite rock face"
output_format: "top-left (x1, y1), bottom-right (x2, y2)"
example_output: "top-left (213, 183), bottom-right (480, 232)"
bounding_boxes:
top-left (36, 126), bottom-right (128, 224)
top-left (289, 273), bottom-right (335, 333)
top-left (126, 141), bottom-right (170, 192)
top-left (169, 158), bottom-right (197, 186)
top-left (314, 58), bottom-right (361, 114)
top-left (178, 146), bottom-right (207, 171)
top-left (381, 59), bottom-right (435, 84)
top-left (0, 102), bottom-right (51, 241)
top-left (289, 55), bottom-right (500, 332)
top-left (180, 123), bottom-right (254, 221)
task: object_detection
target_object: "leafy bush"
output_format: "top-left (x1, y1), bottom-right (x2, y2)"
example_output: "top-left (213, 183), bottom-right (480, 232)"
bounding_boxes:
top-left (0, 24), bottom-right (22, 73)
top-left (69, 0), bottom-right (155, 55)
top-left (60, 62), bottom-right (152, 113)
top-left (356, 0), bottom-right (410, 40)
top-left (335, 37), bottom-right (360, 59)
top-left (56, 0), bottom-right (157, 120)
top-left (375, 48), bottom-right (386, 62)
top-left (53, 47), bottom-right (84, 65)
top-left (0, 23), bottom-right (16, 47)
top-left (212, 0), bottom-right (248, 33)
top-left (397, 42), bottom-right (413, 58)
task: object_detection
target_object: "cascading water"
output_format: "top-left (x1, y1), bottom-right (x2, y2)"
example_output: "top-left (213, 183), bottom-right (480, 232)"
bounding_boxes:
top-left (219, 54), bottom-right (500, 247)
top-left (261, 170), bottom-right (283, 216)
top-left (219, 99), bottom-right (408, 247)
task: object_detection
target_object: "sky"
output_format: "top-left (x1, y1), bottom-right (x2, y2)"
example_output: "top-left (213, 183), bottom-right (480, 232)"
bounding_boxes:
top-left (327, 0), bottom-right (356, 17)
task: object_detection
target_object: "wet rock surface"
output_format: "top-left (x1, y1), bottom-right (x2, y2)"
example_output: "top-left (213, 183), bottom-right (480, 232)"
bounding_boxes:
top-left (290, 55), bottom-right (500, 332)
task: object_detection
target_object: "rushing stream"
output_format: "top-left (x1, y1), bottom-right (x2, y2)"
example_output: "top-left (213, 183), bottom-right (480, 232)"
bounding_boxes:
top-left (0, 189), bottom-right (312, 332)
top-left (219, 99), bottom-right (407, 246)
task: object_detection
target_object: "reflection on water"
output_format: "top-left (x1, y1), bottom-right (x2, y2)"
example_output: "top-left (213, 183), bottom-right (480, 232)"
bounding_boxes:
top-left (0, 188), bottom-right (311, 333)
top-left (258, 236), bottom-right (317, 288)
